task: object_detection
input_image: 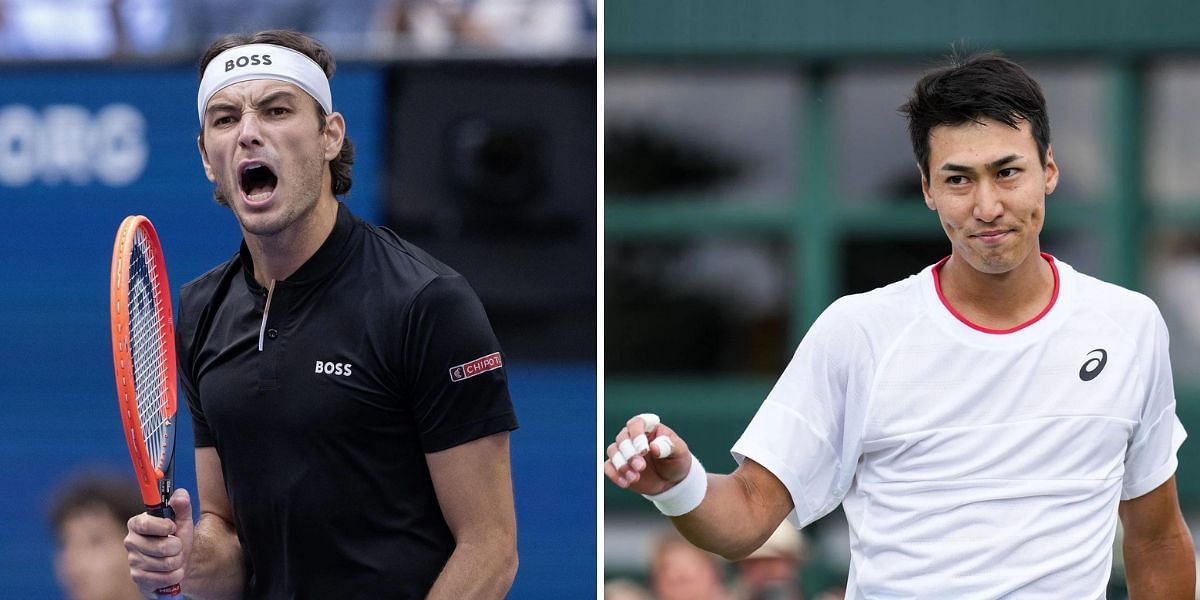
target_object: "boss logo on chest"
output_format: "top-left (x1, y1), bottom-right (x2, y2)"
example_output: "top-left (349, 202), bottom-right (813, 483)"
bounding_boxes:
top-left (315, 361), bottom-right (352, 376)
top-left (225, 54), bottom-right (272, 71)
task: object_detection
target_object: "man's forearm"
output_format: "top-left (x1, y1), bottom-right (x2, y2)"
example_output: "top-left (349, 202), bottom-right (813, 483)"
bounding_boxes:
top-left (671, 471), bottom-right (788, 561)
top-left (1124, 528), bottom-right (1196, 600)
top-left (182, 513), bottom-right (246, 600)
top-left (426, 539), bottom-right (518, 600)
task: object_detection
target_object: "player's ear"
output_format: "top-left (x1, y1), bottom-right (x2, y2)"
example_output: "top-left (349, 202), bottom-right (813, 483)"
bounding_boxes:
top-left (1043, 145), bottom-right (1059, 196)
top-left (197, 135), bottom-right (217, 183)
top-left (321, 112), bottom-right (345, 162)
top-left (920, 163), bottom-right (936, 210)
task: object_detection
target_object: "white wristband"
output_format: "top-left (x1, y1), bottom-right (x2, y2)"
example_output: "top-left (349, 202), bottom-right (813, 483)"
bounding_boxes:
top-left (641, 453), bottom-right (707, 517)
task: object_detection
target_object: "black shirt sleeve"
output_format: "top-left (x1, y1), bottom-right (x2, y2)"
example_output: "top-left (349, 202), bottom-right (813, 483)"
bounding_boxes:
top-left (177, 289), bottom-right (215, 448)
top-left (399, 274), bottom-right (517, 453)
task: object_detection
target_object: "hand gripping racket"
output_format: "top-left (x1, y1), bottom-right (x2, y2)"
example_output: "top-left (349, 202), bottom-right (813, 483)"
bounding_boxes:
top-left (109, 216), bottom-right (183, 600)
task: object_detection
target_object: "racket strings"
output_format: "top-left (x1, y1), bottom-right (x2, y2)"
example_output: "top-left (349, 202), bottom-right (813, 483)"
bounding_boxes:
top-left (129, 231), bottom-right (171, 470)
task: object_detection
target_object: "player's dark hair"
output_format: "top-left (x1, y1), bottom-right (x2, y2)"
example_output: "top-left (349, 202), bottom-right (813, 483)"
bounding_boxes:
top-left (48, 474), bottom-right (144, 540)
top-left (198, 29), bottom-right (354, 201)
top-left (899, 51), bottom-right (1050, 180)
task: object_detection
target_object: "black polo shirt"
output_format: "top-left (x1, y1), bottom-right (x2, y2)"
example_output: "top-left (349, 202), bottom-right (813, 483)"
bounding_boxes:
top-left (177, 203), bottom-right (517, 599)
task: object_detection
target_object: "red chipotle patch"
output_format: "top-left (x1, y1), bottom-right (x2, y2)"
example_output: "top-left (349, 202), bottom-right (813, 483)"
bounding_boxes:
top-left (449, 352), bottom-right (503, 382)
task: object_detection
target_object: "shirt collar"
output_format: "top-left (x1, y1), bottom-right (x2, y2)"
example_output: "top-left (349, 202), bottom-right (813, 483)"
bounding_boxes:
top-left (239, 202), bottom-right (357, 291)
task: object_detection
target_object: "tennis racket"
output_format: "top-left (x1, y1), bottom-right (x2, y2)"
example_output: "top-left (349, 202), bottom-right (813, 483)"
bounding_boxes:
top-left (109, 215), bottom-right (183, 600)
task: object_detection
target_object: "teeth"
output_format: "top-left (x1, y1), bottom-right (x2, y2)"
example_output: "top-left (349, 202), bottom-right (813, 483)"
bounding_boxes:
top-left (247, 192), bottom-right (272, 202)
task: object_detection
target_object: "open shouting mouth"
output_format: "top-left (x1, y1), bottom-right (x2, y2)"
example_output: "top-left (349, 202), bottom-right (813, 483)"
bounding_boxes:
top-left (239, 161), bottom-right (278, 205)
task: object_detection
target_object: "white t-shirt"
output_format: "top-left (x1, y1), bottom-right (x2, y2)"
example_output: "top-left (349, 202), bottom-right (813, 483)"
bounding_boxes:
top-left (732, 255), bottom-right (1186, 599)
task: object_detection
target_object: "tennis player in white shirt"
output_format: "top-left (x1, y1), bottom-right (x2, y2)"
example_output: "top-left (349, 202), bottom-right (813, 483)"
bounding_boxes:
top-left (606, 52), bottom-right (1195, 599)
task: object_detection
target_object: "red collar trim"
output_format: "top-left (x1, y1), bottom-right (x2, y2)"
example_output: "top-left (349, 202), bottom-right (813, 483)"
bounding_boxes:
top-left (932, 252), bottom-right (1059, 335)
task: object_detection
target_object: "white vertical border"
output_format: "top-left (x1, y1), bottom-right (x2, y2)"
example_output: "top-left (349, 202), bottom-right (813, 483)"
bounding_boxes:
top-left (595, 0), bottom-right (606, 598)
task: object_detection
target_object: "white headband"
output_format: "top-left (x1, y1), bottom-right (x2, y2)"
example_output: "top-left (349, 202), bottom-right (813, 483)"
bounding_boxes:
top-left (197, 43), bottom-right (333, 123)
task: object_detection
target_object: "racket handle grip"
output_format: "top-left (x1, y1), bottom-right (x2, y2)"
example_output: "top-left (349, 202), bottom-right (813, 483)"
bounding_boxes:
top-left (149, 503), bottom-right (175, 522)
top-left (145, 503), bottom-right (183, 599)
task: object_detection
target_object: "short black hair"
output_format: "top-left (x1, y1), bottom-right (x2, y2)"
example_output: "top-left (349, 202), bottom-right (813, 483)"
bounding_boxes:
top-left (48, 473), bottom-right (143, 540)
top-left (899, 51), bottom-right (1051, 179)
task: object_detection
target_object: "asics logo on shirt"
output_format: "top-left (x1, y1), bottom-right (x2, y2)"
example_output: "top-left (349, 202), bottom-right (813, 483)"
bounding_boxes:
top-left (1079, 349), bottom-right (1107, 381)
top-left (315, 361), bottom-right (352, 376)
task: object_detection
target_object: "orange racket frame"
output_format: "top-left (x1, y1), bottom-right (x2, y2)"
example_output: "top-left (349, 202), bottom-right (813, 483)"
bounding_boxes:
top-left (109, 215), bottom-right (179, 508)
top-left (110, 215), bottom-right (183, 599)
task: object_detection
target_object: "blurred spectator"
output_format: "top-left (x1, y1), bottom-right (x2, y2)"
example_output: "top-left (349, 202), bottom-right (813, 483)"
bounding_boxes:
top-left (179, 0), bottom-right (380, 56)
top-left (649, 529), bottom-right (732, 600)
top-left (604, 578), bottom-right (654, 600)
top-left (48, 472), bottom-right (144, 600)
top-left (365, 0), bottom-right (593, 55)
top-left (733, 523), bottom-right (807, 600)
top-left (466, 0), bottom-right (590, 52)
top-left (0, 0), bottom-right (171, 59)
top-left (365, 0), bottom-right (474, 54)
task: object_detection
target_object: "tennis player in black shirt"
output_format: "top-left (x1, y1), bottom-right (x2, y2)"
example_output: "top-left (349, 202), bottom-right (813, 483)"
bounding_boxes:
top-left (125, 30), bottom-right (519, 599)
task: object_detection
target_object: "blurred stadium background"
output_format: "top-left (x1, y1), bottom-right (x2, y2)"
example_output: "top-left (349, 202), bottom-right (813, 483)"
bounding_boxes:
top-left (604, 1), bottom-right (1200, 598)
top-left (0, 0), bottom-right (595, 597)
